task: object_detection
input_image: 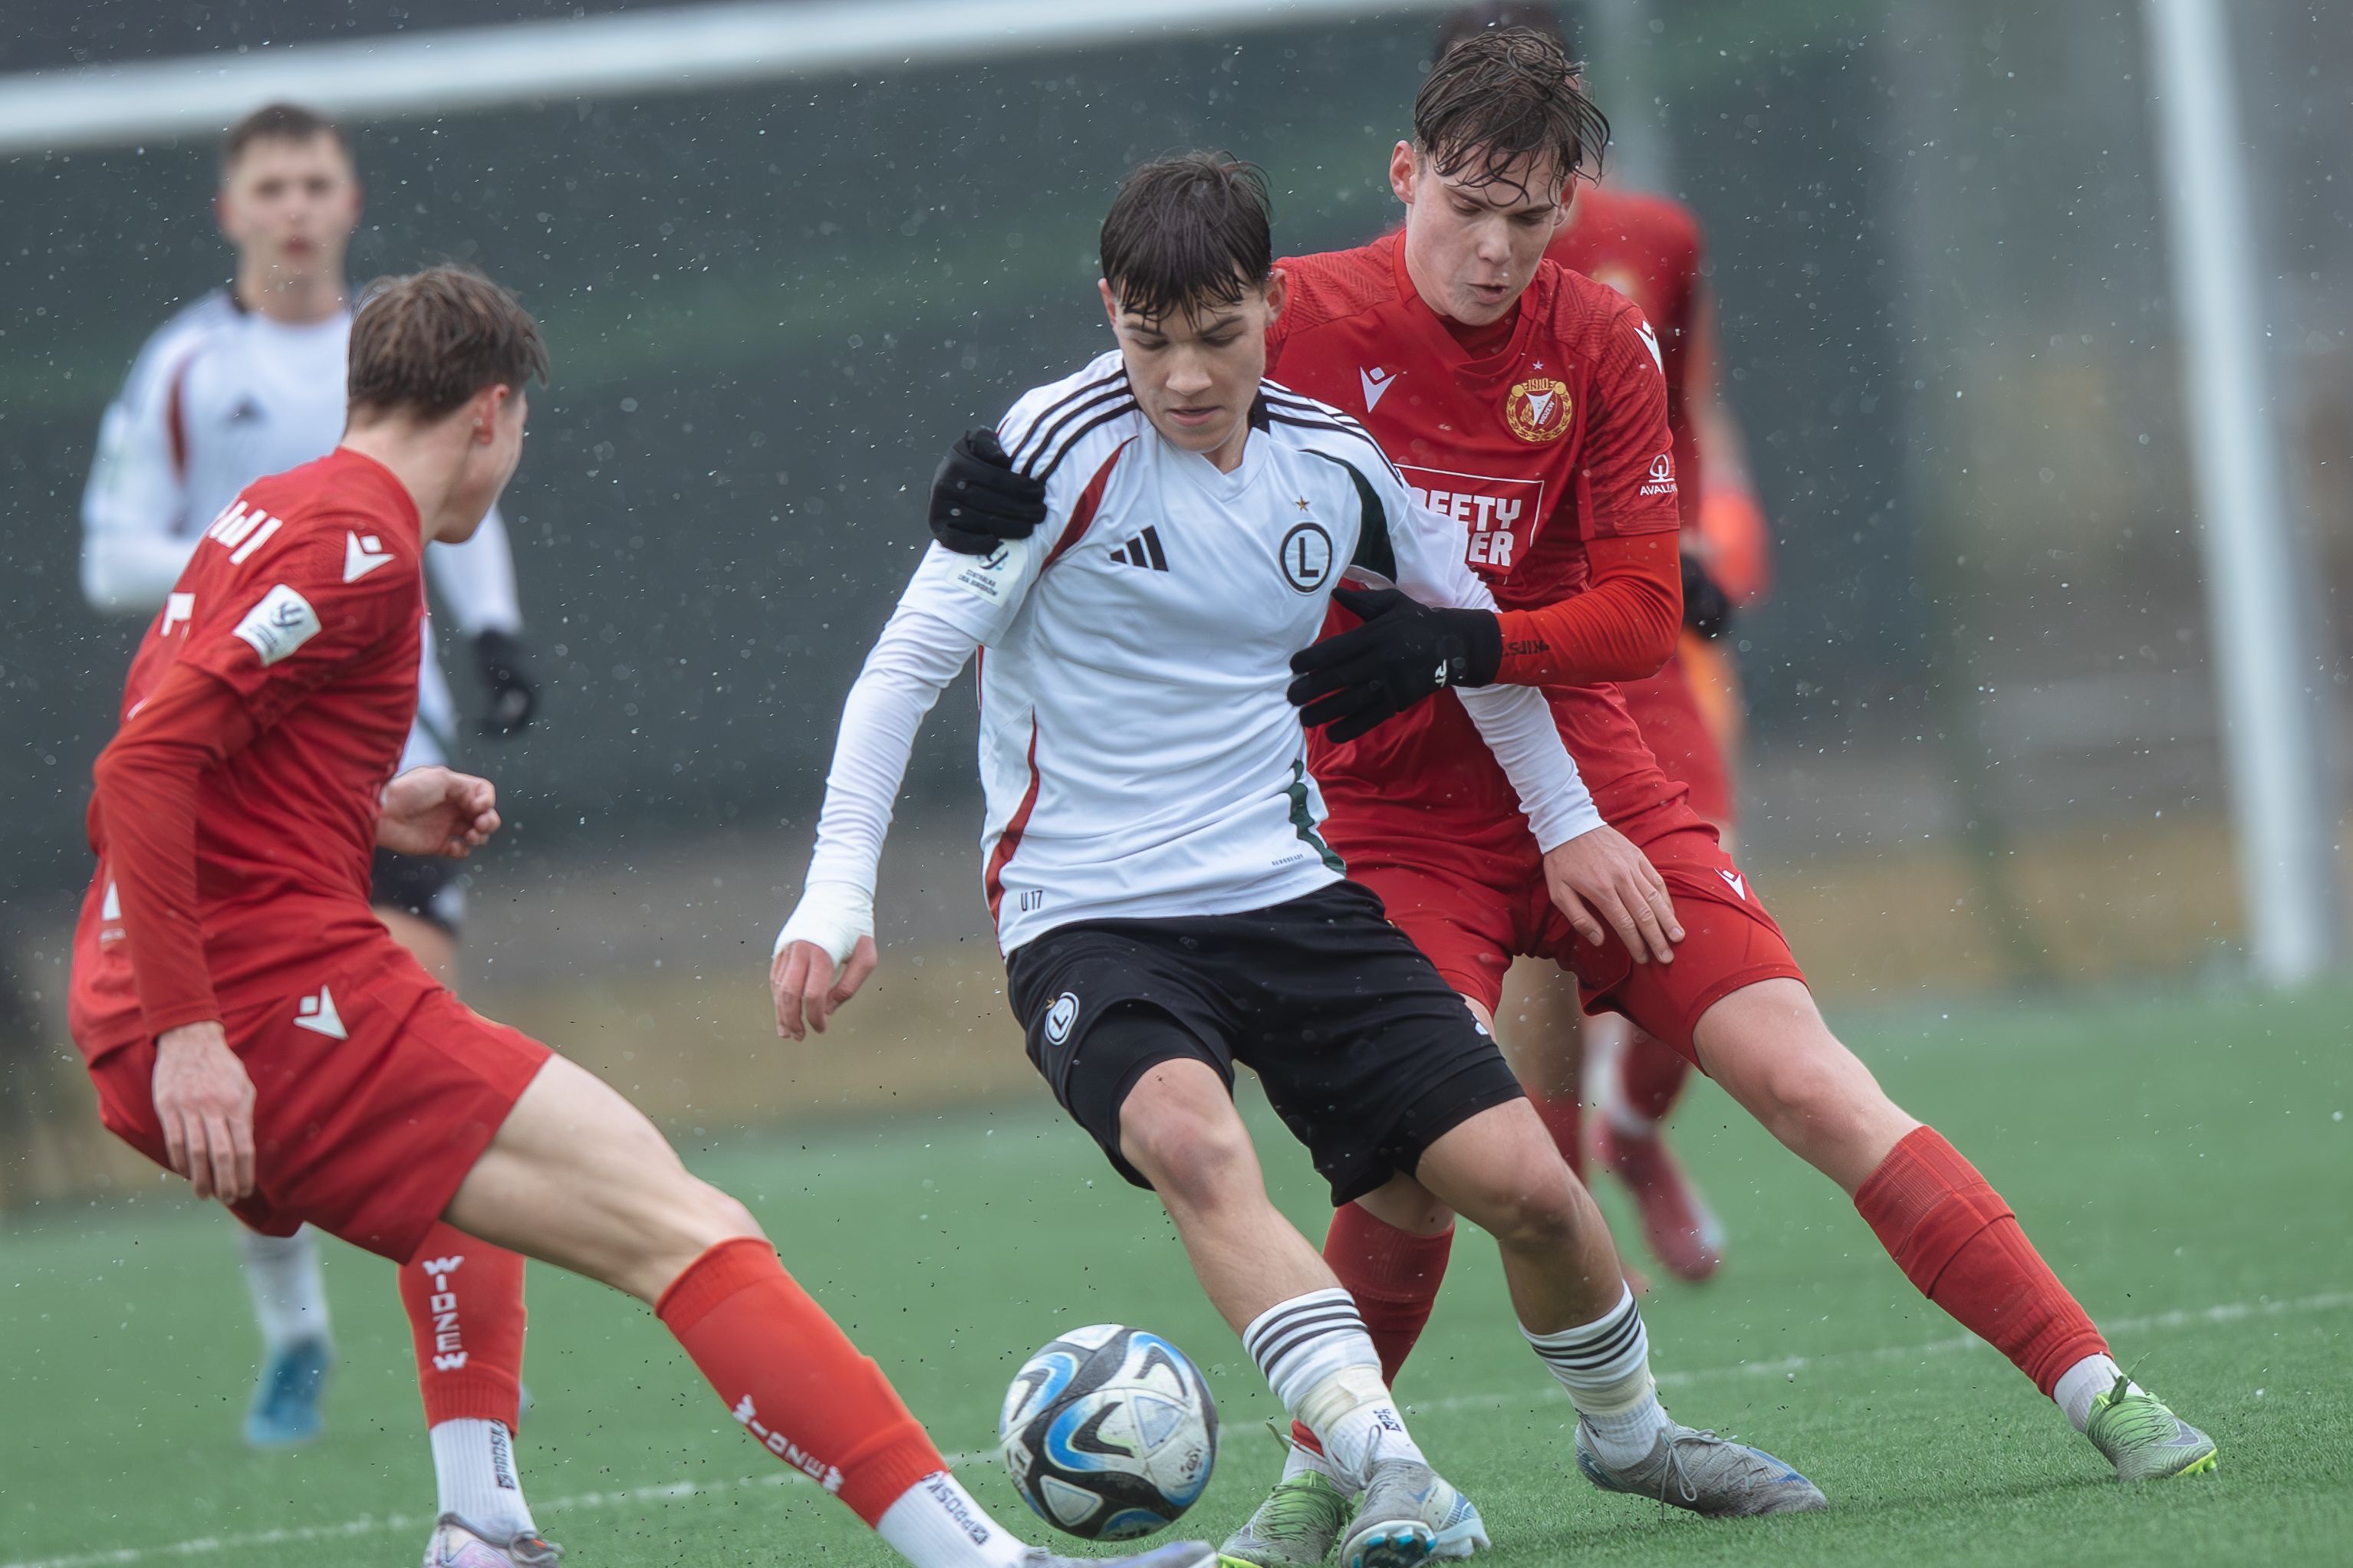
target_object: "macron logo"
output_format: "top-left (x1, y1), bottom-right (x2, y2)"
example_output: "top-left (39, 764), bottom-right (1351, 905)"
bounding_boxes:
top-left (293, 985), bottom-right (347, 1040)
top-left (1634, 319), bottom-right (1664, 374)
top-left (1717, 868), bottom-right (1748, 902)
top-left (1361, 366), bottom-right (1399, 412)
top-left (344, 531), bottom-right (396, 583)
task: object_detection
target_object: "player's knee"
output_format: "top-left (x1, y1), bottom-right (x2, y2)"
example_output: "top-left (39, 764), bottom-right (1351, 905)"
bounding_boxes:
top-left (1748, 1042), bottom-right (1881, 1154)
top-left (642, 1176), bottom-right (764, 1265)
top-left (1476, 1169), bottom-right (1588, 1255)
top-left (1124, 1100), bottom-right (1253, 1211)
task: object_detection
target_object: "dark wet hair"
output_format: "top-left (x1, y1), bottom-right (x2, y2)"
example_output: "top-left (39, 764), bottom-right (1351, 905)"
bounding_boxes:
top-left (221, 102), bottom-right (347, 172)
top-left (1098, 152), bottom-right (1274, 323)
top-left (350, 265), bottom-right (549, 421)
top-left (1414, 26), bottom-right (1609, 201)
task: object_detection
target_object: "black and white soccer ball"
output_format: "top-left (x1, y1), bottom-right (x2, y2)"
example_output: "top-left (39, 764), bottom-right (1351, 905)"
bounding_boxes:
top-left (998, 1323), bottom-right (1219, 1540)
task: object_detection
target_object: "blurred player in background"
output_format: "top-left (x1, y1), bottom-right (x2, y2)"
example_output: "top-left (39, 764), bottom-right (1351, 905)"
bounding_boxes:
top-left (71, 265), bottom-right (1206, 1568)
top-left (77, 103), bottom-right (551, 1557)
top-left (931, 32), bottom-right (2217, 1559)
top-left (1433, 0), bottom-right (1774, 1285)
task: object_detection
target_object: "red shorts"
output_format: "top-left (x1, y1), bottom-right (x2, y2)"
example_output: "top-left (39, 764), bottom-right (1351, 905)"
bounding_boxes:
top-left (1619, 638), bottom-right (1737, 827)
top-left (87, 957), bottom-right (549, 1264)
top-left (1345, 807), bottom-right (1806, 1060)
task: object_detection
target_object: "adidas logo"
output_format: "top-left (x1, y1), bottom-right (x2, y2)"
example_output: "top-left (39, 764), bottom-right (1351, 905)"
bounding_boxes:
top-left (1111, 526), bottom-right (1169, 571)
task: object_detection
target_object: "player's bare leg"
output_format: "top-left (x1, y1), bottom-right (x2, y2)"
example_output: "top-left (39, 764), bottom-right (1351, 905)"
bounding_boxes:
top-left (1114, 1054), bottom-right (1480, 1565)
top-left (1693, 978), bottom-right (2217, 1479)
top-left (380, 905), bottom-right (458, 985)
top-left (445, 1052), bottom-right (1211, 1567)
top-left (1238, 1016), bottom-right (1821, 1565)
top-left (1495, 960), bottom-right (1587, 1179)
top-left (1385, 1094), bottom-right (1820, 1518)
top-left (1588, 1004), bottom-right (1723, 1281)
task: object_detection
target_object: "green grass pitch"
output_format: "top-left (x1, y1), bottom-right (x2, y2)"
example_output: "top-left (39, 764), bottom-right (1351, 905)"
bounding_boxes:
top-left (5, 982), bottom-right (2348, 1566)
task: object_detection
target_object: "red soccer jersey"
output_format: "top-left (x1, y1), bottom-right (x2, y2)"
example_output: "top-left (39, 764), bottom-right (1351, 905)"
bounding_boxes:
top-left (1547, 182), bottom-right (1705, 528)
top-left (1269, 232), bottom-right (1687, 844)
top-left (69, 447), bottom-right (427, 1058)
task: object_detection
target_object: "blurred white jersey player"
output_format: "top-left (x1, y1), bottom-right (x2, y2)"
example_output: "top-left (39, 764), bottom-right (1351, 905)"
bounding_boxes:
top-left (77, 104), bottom-right (558, 1563)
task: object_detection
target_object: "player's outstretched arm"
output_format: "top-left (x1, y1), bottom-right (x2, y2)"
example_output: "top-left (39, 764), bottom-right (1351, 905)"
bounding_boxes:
top-left (770, 595), bottom-right (988, 1040)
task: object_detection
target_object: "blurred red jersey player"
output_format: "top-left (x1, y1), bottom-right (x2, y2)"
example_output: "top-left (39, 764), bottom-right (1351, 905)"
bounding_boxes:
top-left (69, 266), bottom-right (1204, 1568)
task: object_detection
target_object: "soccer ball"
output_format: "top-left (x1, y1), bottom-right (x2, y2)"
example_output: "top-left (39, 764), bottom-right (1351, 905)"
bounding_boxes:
top-left (998, 1323), bottom-right (1219, 1540)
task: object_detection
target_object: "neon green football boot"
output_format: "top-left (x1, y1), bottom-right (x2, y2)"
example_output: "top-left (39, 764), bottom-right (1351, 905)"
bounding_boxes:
top-left (1220, 1464), bottom-right (1355, 1567)
top-left (2086, 1376), bottom-right (2218, 1480)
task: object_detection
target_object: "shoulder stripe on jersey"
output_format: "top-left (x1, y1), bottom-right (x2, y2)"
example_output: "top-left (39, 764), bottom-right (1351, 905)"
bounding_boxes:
top-left (1045, 436), bottom-right (1135, 568)
top-left (1017, 387), bottom-right (1136, 478)
top-left (1262, 388), bottom-right (1391, 453)
top-left (1002, 367), bottom-right (1128, 469)
top-left (983, 718), bottom-right (1043, 925)
top-left (1030, 399), bottom-right (1141, 483)
top-left (1305, 450), bottom-right (1397, 582)
top-left (1262, 410), bottom-right (1405, 483)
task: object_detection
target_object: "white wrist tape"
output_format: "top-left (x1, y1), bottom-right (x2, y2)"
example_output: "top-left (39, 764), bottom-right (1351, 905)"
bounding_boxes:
top-left (774, 879), bottom-right (874, 967)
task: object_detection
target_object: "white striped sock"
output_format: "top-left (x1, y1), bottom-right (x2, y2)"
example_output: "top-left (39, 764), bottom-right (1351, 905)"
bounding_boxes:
top-left (1524, 1286), bottom-right (1670, 1468)
top-left (1244, 1289), bottom-right (1423, 1485)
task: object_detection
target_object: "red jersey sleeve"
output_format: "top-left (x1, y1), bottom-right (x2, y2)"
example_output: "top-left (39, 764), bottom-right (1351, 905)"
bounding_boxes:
top-left (89, 665), bottom-right (258, 1036)
top-left (1579, 301), bottom-right (1682, 540)
top-left (1495, 531), bottom-right (1681, 687)
top-left (183, 517), bottom-right (423, 730)
top-left (90, 504), bottom-right (419, 1038)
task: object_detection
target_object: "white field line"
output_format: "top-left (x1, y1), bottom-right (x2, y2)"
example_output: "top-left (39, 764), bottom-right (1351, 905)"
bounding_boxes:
top-left (8, 1287), bottom-right (2345, 1568)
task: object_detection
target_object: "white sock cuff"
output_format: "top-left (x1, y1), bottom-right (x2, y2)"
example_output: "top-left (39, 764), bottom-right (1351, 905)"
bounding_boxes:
top-left (239, 1224), bottom-right (332, 1349)
top-left (1243, 1289), bottom-right (1378, 1409)
top-left (1524, 1286), bottom-right (1650, 1406)
top-left (2054, 1354), bottom-right (2137, 1435)
top-left (429, 1418), bottom-right (535, 1539)
top-left (874, 1471), bottom-right (1027, 1568)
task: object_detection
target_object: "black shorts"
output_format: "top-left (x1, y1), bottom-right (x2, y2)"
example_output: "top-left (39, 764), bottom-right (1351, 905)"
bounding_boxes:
top-left (1006, 880), bottom-right (1525, 1205)
top-left (368, 849), bottom-right (466, 935)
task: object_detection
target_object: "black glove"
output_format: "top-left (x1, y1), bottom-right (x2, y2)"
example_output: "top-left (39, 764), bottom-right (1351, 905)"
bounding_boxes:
top-left (1681, 552), bottom-right (1734, 639)
top-left (471, 629), bottom-right (538, 737)
top-left (929, 429), bottom-right (1048, 555)
top-left (1287, 584), bottom-right (1502, 744)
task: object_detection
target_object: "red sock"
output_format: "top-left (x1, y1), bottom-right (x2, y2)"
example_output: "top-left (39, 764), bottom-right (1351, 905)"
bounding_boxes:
top-left (657, 1236), bottom-right (945, 1526)
top-left (401, 1223), bottom-right (527, 1431)
top-left (1616, 1032), bottom-right (1691, 1126)
top-left (1530, 1091), bottom-right (1585, 1180)
top-left (1290, 1205), bottom-right (1455, 1454)
top-left (1854, 1127), bottom-right (2108, 1395)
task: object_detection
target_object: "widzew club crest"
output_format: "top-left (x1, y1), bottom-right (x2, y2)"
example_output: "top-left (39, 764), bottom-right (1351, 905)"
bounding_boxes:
top-left (1504, 376), bottom-right (1571, 444)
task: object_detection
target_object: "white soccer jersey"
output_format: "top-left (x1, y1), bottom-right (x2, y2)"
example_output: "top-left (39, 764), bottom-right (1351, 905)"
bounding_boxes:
top-left (793, 351), bottom-right (1603, 955)
top-left (81, 289), bottom-right (525, 768)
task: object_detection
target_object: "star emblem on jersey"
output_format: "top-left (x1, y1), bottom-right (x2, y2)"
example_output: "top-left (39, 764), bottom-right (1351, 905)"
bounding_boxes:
top-left (1718, 867), bottom-right (1749, 901)
top-left (1504, 376), bottom-right (1572, 444)
top-left (1360, 365), bottom-right (1399, 412)
top-left (292, 985), bottom-right (347, 1040)
top-left (343, 531), bottom-right (396, 583)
